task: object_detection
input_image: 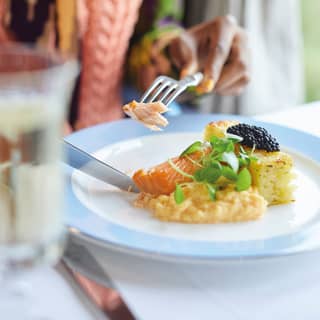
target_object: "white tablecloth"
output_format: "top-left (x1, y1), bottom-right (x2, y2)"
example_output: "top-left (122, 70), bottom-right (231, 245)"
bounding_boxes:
top-left (3, 102), bottom-right (320, 320)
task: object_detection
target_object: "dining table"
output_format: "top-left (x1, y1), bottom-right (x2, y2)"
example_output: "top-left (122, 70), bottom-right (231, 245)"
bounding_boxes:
top-left (2, 101), bottom-right (320, 320)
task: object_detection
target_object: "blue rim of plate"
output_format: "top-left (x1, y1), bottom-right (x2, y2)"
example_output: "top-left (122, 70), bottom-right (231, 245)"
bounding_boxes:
top-left (64, 114), bottom-right (320, 261)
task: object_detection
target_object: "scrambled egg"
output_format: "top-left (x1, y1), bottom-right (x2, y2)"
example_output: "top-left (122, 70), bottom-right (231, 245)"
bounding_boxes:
top-left (135, 183), bottom-right (267, 224)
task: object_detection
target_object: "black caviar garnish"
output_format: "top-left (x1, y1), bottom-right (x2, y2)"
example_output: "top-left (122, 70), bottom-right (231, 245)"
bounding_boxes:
top-left (227, 123), bottom-right (280, 152)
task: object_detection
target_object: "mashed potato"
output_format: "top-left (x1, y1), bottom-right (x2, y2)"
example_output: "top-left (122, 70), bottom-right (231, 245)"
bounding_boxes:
top-left (135, 183), bottom-right (268, 224)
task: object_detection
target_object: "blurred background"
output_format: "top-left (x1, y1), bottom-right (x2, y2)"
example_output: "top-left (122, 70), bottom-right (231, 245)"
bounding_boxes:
top-left (301, 0), bottom-right (320, 102)
top-left (0, 0), bottom-right (319, 118)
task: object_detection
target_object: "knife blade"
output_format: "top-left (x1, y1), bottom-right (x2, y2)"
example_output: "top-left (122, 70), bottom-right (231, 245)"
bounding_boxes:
top-left (63, 140), bottom-right (139, 192)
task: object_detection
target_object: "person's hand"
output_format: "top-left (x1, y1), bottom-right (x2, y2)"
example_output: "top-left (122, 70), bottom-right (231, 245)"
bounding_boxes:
top-left (169, 15), bottom-right (250, 95)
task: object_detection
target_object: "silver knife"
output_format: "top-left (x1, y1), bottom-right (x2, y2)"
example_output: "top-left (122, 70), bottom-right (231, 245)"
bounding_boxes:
top-left (63, 140), bottom-right (139, 192)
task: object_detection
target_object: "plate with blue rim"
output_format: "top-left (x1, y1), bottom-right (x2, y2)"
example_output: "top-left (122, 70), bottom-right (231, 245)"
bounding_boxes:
top-left (64, 114), bottom-right (320, 262)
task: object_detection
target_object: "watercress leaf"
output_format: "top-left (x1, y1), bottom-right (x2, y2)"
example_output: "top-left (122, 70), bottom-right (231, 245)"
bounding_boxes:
top-left (206, 184), bottom-right (216, 201)
top-left (238, 157), bottom-right (249, 167)
top-left (180, 141), bottom-right (202, 157)
top-left (194, 167), bottom-right (220, 183)
top-left (204, 167), bottom-right (221, 183)
top-left (221, 152), bottom-right (239, 172)
top-left (236, 168), bottom-right (252, 191)
top-left (210, 160), bottom-right (222, 170)
top-left (226, 142), bottom-right (235, 152)
top-left (214, 142), bottom-right (229, 153)
top-left (221, 166), bottom-right (238, 181)
top-left (194, 169), bottom-right (206, 182)
top-left (210, 137), bottom-right (230, 152)
top-left (174, 184), bottom-right (185, 204)
top-left (210, 154), bottom-right (220, 161)
top-left (210, 136), bottom-right (219, 145)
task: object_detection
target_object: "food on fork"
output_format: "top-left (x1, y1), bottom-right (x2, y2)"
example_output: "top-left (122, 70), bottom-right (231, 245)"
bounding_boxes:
top-left (123, 100), bottom-right (169, 131)
top-left (133, 120), bottom-right (295, 223)
top-left (123, 73), bottom-right (203, 131)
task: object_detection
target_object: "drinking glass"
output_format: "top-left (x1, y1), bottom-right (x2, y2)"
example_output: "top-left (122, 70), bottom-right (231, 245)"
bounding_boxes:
top-left (0, 44), bottom-right (78, 318)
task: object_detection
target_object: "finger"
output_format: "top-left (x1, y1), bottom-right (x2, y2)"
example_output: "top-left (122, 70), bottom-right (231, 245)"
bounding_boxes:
top-left (153, 52), bottom-right (171, 75)
top-left (169, 33), bottom-right (198, 78)
top-left (214, 61), bottom-right (245, 91)
top-left (203, 15), bottom-right (238, 85)
top-left (214, 28), bottom-right (250, 91)
top-left (216, 75), bottom-right (250, 96)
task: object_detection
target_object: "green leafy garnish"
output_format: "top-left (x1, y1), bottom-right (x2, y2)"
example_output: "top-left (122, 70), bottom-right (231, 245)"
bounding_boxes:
top-left (210, 160), bottom-right (222, 170)
top-left (174, 184), bottom-right (185, 204)
top-left (180, 141), bottom-right (202, 157)
top-left (210, 136), bottom-right (233, 153)
top-left (206, 184), bottom-right (216, 200)
top-left (236, 168), bottom-right (252, 191)
top-left (221, 166), bottom-right (238, 181)
top-left (169, 130), bottom-right (256, 201)
top-left (194, 167), bottom-right (221, 183)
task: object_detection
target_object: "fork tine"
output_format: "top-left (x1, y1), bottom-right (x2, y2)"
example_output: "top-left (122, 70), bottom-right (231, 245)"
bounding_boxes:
top-left (159, 83), bottom-right (178, 102)
top-left (163, 86), bottom-right (186, 106)
top-left (140, 77), bottom-right (165, 103)
top-left (146, 80), bottom-right (172, 103)
top-left (140, 72), bottom-right (203, 105)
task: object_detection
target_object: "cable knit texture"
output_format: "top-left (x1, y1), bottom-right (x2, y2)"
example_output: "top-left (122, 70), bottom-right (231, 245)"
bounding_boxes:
top-left (0, 0), bottom-right (10, 42)
top-left (76, 0), bottom-right (142, 129)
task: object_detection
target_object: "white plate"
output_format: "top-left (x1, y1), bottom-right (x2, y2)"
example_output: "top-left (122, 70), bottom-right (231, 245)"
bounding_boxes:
top-left (65, 114), bottom-right (320, 261)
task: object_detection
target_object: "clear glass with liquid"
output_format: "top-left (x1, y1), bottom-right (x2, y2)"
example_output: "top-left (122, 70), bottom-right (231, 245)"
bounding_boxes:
top-left (0, 45), bottom-right (78, 270)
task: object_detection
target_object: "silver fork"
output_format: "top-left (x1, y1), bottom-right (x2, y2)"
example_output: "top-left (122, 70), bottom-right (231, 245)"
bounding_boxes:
top-left (140, 72), bottom-right (203, 106)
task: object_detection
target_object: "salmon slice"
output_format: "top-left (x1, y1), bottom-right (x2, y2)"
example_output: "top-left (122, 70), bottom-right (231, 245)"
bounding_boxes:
top-left (133, 152), bottom-right (203, 195)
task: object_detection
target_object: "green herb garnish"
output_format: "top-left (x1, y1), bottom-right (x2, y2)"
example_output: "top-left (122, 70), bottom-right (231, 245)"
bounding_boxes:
top-left (236, 168), bottom-right (252, 191)
top-left (174, 184), bottom-right (185, 204)
top-left (194, 167), bottom-right (221, 183)
top-left (210, 136), bottom-right (233, 153)
top-left (170, 132), bottom-right (256, 204)
top-left (180, 141), bottom-right (203, 157)
top-left (221, 166), bottom-right (238, 181)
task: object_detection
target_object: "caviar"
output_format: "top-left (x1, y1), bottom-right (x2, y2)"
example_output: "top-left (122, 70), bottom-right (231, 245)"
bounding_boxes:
top-left (227, 123), bottom-right (280, 152)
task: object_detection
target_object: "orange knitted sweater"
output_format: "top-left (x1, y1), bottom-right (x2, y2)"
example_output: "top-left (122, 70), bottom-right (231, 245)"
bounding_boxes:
top-left (76, 0), bottom-right (142, 129)
top-left (0, 0), bottom-right (142, 130)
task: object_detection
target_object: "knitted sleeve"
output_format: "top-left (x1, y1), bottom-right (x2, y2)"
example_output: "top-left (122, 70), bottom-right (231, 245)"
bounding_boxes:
top-left (75, 0), bottom-right (143, 129)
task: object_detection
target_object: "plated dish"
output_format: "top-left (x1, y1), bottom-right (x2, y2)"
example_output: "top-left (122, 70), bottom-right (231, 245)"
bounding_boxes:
top-left (65, 115), bottom-right (320, 262)
top-left (133, 120), bottom-right (294, 224)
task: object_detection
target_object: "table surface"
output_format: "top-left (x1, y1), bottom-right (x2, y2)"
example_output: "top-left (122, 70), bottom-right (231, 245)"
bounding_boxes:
top-left (2, 102), bottom-right (320, 320)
